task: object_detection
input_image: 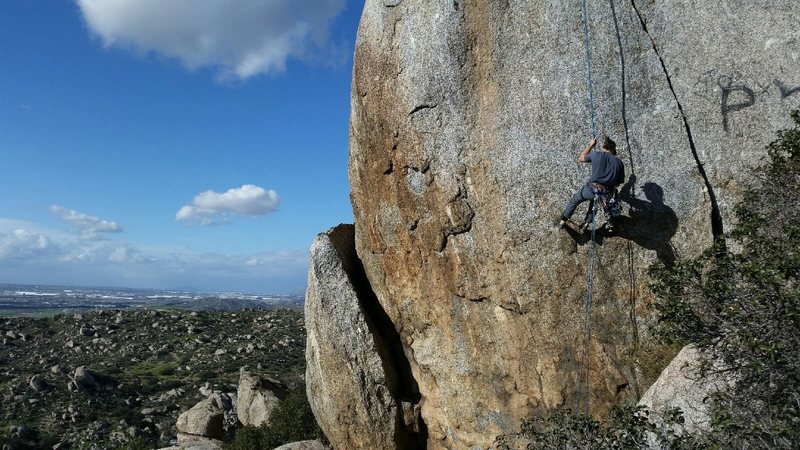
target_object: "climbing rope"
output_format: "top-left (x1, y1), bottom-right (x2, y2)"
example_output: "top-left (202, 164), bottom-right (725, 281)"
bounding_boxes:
top-left (576, 0), bottom-right (597, 417)
top-left (581, 0), bottom-right (598, 139)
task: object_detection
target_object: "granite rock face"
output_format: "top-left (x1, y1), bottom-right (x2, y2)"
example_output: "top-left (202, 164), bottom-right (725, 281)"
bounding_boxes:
top-left (305, 224), bottom-right (425, 449)
top-left (343, 0), bottom-right (800, 449)
top-left (638, 346), bottom-right (730, 433)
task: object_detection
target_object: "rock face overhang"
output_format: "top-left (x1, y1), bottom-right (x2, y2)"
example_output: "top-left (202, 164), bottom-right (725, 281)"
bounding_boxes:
top-left (308, 1), bottom-right (800, 449)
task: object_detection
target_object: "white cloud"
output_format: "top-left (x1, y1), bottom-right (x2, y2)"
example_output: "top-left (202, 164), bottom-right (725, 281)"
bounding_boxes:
top-left (0, 229), bottom-right (58, 260)
top-left (50, 205), bottom-right (122, 238)
top-left (76, 0), bottom-right (346, 80)
top-left (176, 184), bottom-right (279, 225)
top-left (0, 218), bottom-right (308, 292)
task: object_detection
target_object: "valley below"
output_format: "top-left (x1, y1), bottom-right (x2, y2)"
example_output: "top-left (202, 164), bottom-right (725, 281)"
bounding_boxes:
top-left (0, 306), bottom-right (307, 449)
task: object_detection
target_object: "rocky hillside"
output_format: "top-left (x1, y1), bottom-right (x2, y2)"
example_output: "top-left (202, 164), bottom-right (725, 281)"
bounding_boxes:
top-left (0, 308), bottom-right (305, 449)
top-left (306, 1), bottom-right (800, 449)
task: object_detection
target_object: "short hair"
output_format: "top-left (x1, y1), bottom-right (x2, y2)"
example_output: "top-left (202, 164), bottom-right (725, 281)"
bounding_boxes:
top-left (602, 136), bottom-right (617, 155)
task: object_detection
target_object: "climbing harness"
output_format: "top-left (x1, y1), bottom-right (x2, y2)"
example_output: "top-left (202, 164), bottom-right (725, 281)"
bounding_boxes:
top-left (590, 183), bottom-right (621, 223)
top-left (576, 0), bottom-right (597, 417)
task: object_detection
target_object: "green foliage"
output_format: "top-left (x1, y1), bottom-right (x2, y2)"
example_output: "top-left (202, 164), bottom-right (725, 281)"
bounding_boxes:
top-left (123, 360), bottom-right (179, 378)
top-left (269, 387), bottom-right (326, 443)
top-left (495, 404), bottom-right (703, 450)
top-left (226, 425), bottom-right (272, 450)
top-left (651, 111), bottom-right (800, 448)
top-left (226, 386), bottom-right (326, 450)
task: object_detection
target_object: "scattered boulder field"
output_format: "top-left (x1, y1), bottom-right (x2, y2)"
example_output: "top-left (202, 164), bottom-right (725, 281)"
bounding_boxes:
top-left (0, 308), bottom-right (307, 449)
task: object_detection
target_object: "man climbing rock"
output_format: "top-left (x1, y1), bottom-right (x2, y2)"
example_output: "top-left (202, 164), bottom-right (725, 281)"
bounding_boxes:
top-left (560, 136), bottom-right (625, 232)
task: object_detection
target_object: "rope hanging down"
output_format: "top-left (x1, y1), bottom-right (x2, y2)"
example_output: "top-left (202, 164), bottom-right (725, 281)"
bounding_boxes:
top-left (581, 0), bottom-right (598, 139)
top-left (576, 0), bottom-right (598, 417)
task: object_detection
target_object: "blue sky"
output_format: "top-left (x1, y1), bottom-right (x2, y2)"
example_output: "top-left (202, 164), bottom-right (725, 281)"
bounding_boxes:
top-left (0, 0), bottom-right (363, 293)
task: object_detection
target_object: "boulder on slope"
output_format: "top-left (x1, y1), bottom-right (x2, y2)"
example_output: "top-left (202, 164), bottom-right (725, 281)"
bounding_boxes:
top-left (273, 440), bottom-right (328, 450)
top-left (176, 398), bottom-right (224, 440)
top-left (638, 345), bottom-right (731, 433)
top-left (236, 370), bottom-right (285, 427)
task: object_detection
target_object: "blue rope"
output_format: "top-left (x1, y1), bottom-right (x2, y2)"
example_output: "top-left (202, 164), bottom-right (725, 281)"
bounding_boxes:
top-left (578, 0), bottom-right (597, 417)
top-left (581, 0), bottom-right (598, 139)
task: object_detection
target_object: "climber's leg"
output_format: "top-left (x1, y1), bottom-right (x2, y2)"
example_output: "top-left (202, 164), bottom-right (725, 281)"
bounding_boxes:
top-left (562, 184), bottom-right (595, 222)
top-left (583, 198), bottom-right (596, 227)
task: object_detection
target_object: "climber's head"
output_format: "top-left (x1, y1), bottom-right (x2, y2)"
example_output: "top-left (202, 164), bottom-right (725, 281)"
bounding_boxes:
top-left (601, 136), bottom-right (617, 155)
top-left (643, 182), bottom-right (663, 202)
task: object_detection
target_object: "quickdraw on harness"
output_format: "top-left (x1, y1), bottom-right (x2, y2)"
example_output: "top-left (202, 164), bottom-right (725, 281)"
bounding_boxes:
top-left (590, 182), bottom-right (621, 224)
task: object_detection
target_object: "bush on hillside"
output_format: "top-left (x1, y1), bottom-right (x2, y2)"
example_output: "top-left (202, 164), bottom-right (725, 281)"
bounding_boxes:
top-left (495, 404), bottom-right (702, 449)
top-left (226, 385), bottom-right (326, 450)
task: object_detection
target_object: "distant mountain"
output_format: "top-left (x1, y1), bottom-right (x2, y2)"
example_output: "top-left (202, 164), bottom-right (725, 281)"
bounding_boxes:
top-left (0, 284), bottom-right (304, 316)
top-left (151, 296), bottom-right (304, 311)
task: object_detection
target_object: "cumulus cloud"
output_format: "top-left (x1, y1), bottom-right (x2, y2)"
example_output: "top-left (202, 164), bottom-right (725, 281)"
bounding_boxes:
top-left (50, 205), bottom-right (122, 238)
top-left (176, 185), bottom-right (279, 225)
top-left (0, 229), bottom-right (58, 260)
top-left (76, 0), bottom-right (346, 80)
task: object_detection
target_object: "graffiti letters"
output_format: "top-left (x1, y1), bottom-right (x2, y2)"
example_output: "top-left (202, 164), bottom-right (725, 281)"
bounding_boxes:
top-left (720, 77), bottom-right (756, 133)
top-left (713, 76), bottom-right (800, 133)
top-left (775, 79), bottom-right (800, 100)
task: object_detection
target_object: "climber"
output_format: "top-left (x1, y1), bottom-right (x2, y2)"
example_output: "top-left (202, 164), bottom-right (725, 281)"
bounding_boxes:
top-left (559, 136), bottom-right (625, 233)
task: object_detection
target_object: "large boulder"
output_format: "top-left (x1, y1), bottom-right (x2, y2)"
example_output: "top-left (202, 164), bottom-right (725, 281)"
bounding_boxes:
top-left (273, 441), bottom-right (329, 450)
top-left (342, 0), bottom-right (800, 449)
top-left (236, 370), bottom-right (285, 427)
top-left (176, 398), bottom-right (224, 441)
top-left (638, 346), bottom-right (730, 433)
top-left (305, 224), bottom-right (425, 449)
top-left (73, 366), bottom-right (95, 389)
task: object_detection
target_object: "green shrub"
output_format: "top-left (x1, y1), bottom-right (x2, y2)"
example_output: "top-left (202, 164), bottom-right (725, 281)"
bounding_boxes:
top-left (123, 360), bottom-right (179, 378)
top-left (495, 404), bottom-right (702, 449)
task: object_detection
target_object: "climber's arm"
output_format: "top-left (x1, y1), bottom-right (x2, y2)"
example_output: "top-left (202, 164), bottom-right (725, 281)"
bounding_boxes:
top-left (578, 138), bottom-right (596, 163)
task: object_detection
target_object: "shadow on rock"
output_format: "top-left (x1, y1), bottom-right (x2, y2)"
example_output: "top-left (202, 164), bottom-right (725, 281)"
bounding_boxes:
top-left (562, 221), bottom-right (606, 248)
top-left (616, 178), bottom-right (678, 267)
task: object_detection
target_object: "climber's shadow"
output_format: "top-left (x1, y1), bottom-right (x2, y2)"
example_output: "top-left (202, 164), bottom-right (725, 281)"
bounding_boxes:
top-left (615, 177), bottom-right (678, 266)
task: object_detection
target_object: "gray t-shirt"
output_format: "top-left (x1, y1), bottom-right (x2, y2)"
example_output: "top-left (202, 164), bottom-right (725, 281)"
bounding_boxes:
top-left (585, 151), bottom-right (624, 186)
